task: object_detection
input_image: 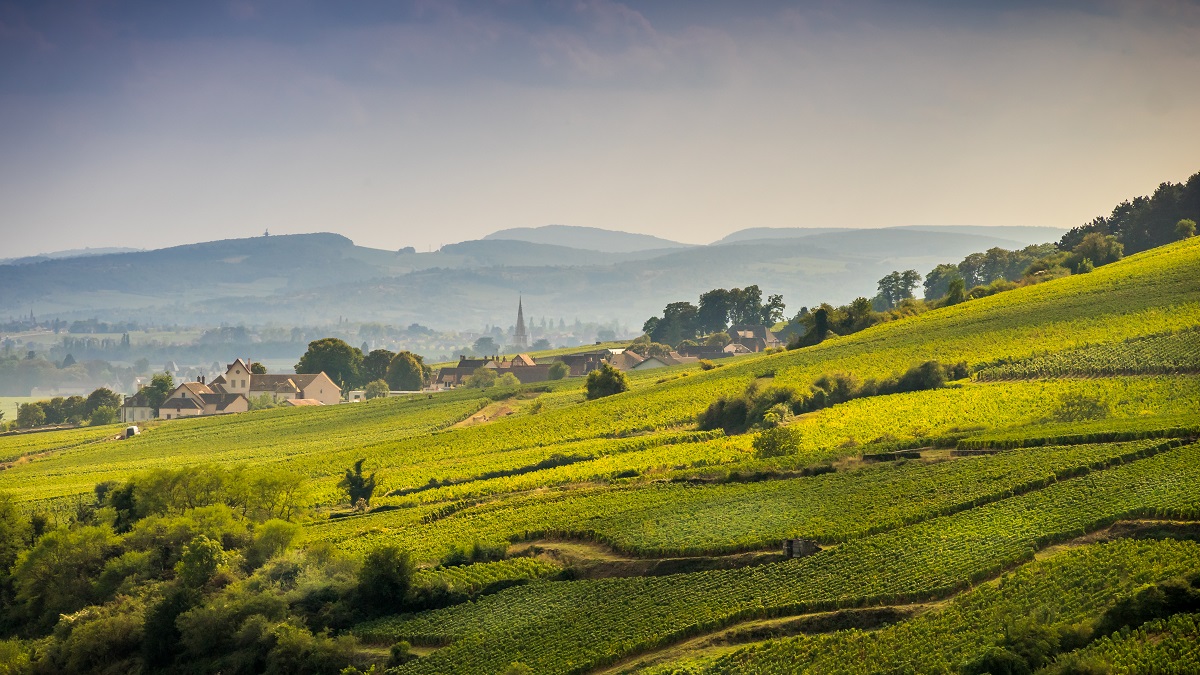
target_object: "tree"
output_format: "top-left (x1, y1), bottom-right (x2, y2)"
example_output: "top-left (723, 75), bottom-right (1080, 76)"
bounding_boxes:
top-left (145, 372), bottom-right (175, 413)
top-left (760, 294), bottom-right (786, 325)
top-left (1070, 232), bottom-right (1123, 270)
top-left (945, 277), bottom-right (966, 306)
top-left (649, 302), bottom-right (699, 346)
top-left (585, 363), bottom-right (629, 400)
top-left (357, 545), bottom-right (414, 615)
top-left (296, 338), bottom-right (363, 389)
top-left (697, 289), bottom-right (733, 333)
top-left (364, 380), bottom-right (390, 400)
top-left (472, 337), bottom-right (499, 356)
top-left (496, 372), bottom-right (521, 388)
top-left (0, 492), bottom-right (29, 603)
top-left (466, 366), bottom-right (497, 389)
top-left (877, 270), bottom-right (921, 308)
top-left (60, 353), bottom-right (76, 368)
top-left (1177, 218), bottom-right (1197, 239)
top-left (728, 286), bottom-right (765, 325)
top-left (339, 459), bottom-right (377, 506)
top-left (385, 351), bottom-right (425, 391)
top-left (17, 403), bottom-right (45, 429)
top-left (85, 387), bottom-right (120, 416)
top-left (88, 406), bottom-right (117, 426)
top-left (531, 338), bottom-right (552, 351)
top-left (923, 264), bottom-right (962, 300)
top-left (361, 349), bottom-right (395, 383)
top-left (548, 361), bottom-right (570, 380)
top-left (175, 535), bottom-right (225, 587)
top-left (249, 362), bottom-right (267, 374)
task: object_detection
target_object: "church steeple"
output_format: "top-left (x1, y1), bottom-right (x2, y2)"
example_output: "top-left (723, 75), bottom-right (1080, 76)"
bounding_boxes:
top-left (513, 297), bottom-right (528, 349)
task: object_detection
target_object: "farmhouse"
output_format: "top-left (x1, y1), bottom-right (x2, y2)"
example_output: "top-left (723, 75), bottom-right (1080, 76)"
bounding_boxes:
top-left (119, 389), bottom-right (155, 423)
top-left (437, 354), bottom-right (552, 387)
top-left (158, 380), bottom-right (248, 420)
top-left (727, 325), bottom-right (783, 352)
top-left (210, 358), bottom-right (341, 406)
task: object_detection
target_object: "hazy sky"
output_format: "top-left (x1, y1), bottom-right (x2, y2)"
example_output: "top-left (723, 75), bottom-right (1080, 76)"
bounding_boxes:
top-left (2, 0), bottom-right (1199, 257)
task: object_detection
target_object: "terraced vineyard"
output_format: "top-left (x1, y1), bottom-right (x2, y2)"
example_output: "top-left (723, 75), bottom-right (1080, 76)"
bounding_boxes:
top-left (975, 327), bottom-right (1200, 380)
top-left (2, 236), bottom-right (1200, 674)
top-left (359, 441), bottom-right (1200, 673)
top-left (643, 538), bottom-right (1200, 674)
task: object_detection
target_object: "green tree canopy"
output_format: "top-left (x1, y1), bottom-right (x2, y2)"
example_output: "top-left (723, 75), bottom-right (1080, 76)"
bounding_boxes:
top-left (85, 388), bottom-right (121, 416)
top-left (585, 363), bottom-right (629, 400)
top-left (548, 361), bottom-right (570, 380)
top-left (295, 338), bottom-right (363, 389)
top-left (364, 379), bottom-right (390, 399)
top-left (466, 366), bottom-right (498, 389)
top-left (249, 362), bottom-right (267, 374)
top-left (361, 349), bottom-right (396, 383)
top-left (145, 372), bottom-right (175, 413)
top-left (1176, 218), bottom-right (1196, 239)
top-left (385, 351), bottom-right (425, 391)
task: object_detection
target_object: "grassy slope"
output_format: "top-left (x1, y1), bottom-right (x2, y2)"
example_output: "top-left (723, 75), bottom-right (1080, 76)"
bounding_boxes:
top-left (1, 238), bottom-right (1198, 507)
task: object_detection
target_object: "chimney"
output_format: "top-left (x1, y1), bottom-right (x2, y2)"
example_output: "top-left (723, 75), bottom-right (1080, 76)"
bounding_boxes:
top-left (199, 375), bottom-right (205, 385)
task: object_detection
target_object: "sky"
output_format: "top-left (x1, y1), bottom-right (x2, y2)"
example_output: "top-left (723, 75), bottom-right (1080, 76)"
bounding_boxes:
top-left (1, 0), bottom-right (1199, 257)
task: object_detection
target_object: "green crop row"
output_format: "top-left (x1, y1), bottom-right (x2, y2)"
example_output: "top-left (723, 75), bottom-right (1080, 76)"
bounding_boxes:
top-left (353, 441), bottom-right (1200, 674)
top-left (314, 439), bottom-right (1177, 562)
top-left (414, 557), bottom-right (562, 596)
top-left (975, 327), bottom-right (1200, 381)
top-left (1050, 612), bottom-right (1200, 674)
top-left (957, 413), bottom-right (1200, 450)
top-left (647, 539), bottom-right (1200, 674)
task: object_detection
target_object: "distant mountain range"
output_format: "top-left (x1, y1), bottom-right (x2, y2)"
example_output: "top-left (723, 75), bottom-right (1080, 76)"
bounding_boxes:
top-left (0, 225), bottom-right (1065, 329)
top-left (482, 225), bottom-right (689, 252)
top-left (0, 247), bottom-right (142, 266)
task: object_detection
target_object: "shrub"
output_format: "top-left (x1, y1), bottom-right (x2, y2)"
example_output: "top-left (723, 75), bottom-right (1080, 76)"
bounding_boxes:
top-left (698, 359), bottom-right (716, 370)
top-left (357, 546), bottom-right (414, 616)
top-left (339, 459), bottom-right (377, 506)
top-left (548, 361), bottom-right (570, 380)
top-left (363, 380), bottom-right (390, 400)
top-left (585, 364), bottom-right (629, 400)
top-left (496, 372), bottom-right (521, 388)
top-left (176, 535), bottom-right (226, 588)
top-left (752, 426), bottom-right (802, 458)
top-left (466, 367), bottom-right (498, 389)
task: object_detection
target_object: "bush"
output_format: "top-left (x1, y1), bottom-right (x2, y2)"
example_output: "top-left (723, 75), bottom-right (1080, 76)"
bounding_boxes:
top-left (176, 535), bottom-right (226, 588)
top-left (698, 359), bottom-right (716, 371)
top-left (364, 380), bottom-right (390, 399)
top-left (466, 367), bottom-right (498, 389)
top-left (548, 361), bottom-right (570, 380)
top-left (496, 372), bottom-right (521, 388)
top-left (585, 364), bottom-right (629, 400)
top-left (959, 646), bottom-right (1031, 675)
top-left (357, 546), bottom-right (414, 616)
top-left (88, 405), bottom-right (118, 426)
top-left (752, 426), bottom-right (802, 458)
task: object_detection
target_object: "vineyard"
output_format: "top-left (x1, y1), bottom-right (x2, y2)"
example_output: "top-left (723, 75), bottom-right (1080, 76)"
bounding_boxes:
top-left (975, 327), bottom-right (1200, 380)
top-left (1, 236), bottom-right (1199, 673)
top-left (643, 538), bottom-right (1200, 674)
top-left (358, 441), bottom-right (1200, 674)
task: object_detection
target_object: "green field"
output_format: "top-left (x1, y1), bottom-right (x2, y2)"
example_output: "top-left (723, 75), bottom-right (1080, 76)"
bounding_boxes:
top-left (1, 236), bottom-right (1199, 673)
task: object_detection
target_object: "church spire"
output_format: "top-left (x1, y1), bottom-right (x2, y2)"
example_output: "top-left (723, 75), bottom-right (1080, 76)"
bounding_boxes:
top-left (513, 297), bottom-right (528, 349)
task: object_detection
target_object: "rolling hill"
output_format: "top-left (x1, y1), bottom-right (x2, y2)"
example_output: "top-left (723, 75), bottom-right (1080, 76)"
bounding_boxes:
top-left (0, 235), bottom-right (1197, 673)
top-left (0, 226), bottom-right (1060, 328)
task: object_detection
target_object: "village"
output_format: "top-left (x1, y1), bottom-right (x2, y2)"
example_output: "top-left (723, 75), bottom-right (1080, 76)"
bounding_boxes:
top-left (115, 299), bottom-right (783, 423)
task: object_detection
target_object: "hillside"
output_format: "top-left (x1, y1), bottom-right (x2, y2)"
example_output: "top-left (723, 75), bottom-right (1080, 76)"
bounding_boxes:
top-left (714, 224), bottom-right (1065, 245)
top-left (0, 227), bottom-right (1052, 328)
top-left (482, 224), bottom-right (690, 252)
top-left (0, 236), bottom-right (1198, 673)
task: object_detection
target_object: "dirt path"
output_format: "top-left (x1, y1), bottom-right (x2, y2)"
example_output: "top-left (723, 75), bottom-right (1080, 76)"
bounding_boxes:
top-left (510, 539), bottom-right (789, 578)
